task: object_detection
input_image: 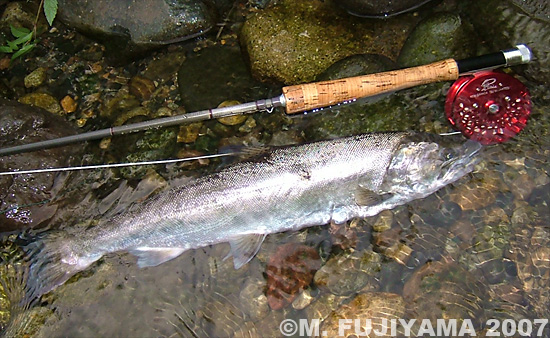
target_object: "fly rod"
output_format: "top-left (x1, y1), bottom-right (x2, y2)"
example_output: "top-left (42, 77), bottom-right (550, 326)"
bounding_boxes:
top-left (0, 44), bottom-right (532, 157)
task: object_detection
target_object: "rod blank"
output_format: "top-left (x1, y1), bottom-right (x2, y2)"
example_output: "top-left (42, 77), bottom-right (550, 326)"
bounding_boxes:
top-left (0, 97), bottom-right (283, 156)
top-left (0, 45), bottom-right (532, 157)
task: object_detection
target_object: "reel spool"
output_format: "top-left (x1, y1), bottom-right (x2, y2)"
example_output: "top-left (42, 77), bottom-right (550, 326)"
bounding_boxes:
top-left (445, 71), bottom-right (532, 145)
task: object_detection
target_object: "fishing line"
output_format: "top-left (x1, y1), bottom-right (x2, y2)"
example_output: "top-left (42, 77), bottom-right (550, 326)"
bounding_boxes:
top-left (0, 152), bottom-right (239, 176)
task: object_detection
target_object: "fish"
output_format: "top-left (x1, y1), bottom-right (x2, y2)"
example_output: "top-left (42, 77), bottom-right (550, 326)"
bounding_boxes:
top-left (21, 132), bottom-right (482, 302)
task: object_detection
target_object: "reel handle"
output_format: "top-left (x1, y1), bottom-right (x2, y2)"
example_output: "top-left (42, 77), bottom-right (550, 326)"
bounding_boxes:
top-left (281, 44), bottom-right (532, 115)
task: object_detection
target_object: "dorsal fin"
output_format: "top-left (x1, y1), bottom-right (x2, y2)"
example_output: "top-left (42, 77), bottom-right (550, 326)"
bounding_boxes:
top-left (219, 145), bottom-right (272, 160)
top-left (239, 146), bottom-right (272, 159)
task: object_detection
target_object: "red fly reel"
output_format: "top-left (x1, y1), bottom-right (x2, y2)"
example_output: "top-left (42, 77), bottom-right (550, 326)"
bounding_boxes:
top-left (445, 71), bottom-right (531, 145)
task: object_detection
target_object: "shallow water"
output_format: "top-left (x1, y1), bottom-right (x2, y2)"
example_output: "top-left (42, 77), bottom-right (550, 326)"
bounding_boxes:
top-left (1, 3), bottom-right (550, 338)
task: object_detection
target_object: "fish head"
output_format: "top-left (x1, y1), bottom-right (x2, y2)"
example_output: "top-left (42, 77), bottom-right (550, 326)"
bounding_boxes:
top-left (381, 133), bottom-right (483, 198)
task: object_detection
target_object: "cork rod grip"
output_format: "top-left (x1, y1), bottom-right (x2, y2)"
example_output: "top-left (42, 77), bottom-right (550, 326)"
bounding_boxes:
top-left (282, 59), bottom-right (460, 114)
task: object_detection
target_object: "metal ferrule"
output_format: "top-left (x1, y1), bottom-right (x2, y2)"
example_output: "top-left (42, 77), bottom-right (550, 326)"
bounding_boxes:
top-left (503, 44), bottom-right (532, 66)
top-left (209, 95), bottom-right (286, 119)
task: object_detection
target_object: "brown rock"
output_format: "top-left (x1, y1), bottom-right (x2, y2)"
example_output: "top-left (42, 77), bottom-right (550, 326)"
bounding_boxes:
top-left (60, 95), bottom-right (78, 113)
top-left (128, 75), bottom-right (156, 100)
top-left (266, 243), bottom-right (321, 310)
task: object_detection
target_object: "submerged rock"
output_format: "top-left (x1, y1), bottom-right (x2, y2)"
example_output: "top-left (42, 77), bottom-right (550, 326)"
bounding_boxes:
top-left (18, 93), bottom-right (61, 115)
top-left (177, 44), bottom-right (276, 112)
top-left (24, 67), bottom-right (47, 88)
top-left (240, 0), bottom-right (416, 84)
top-left (314, 249), bottom-right (381, 296)
top-left (217, 101), bottom-right (248, 126)
top-left (403, 260), bottom-right (488, 328)
top-left (57, 0), bottom-right (217, 63)
top-left (0, 99), bottom-right (82, 232)
top-left (509, 0), bottom-right (550, 22)
top-left (320, 292), bottom-right (406, 337)
top-left (449, 171), bottom-right (500, 210)
top-left (316, 54), bottom-right (397, 81)
top-left (239, 278), bottom-right (269, 321)
top-left (510, 220), bottom-right (550, 319)
top-left (465, 0), bottom-right (550, 84)
top-left (265, 243), bottom-right (321, 310)
top-left (398, 12), bottom-right (477, 67)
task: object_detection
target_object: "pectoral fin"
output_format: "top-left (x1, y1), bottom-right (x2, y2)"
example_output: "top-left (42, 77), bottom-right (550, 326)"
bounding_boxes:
top-left (129, 247), bottom-right (186, 268)
top-left (355, 187), bottom-right (392, 206)
top-left (226, 234), bottom-right (266, 269)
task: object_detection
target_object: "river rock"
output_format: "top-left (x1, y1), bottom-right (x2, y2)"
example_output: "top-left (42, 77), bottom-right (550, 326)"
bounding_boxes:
top-left (449, 170), bottom-right (500, 210)
top-left (403, 260), bottom-right (488, 328)
top-left (57, 0), bottom-right (217, 63)
top-left (464, 0), bottom-right (550, 84)
top-left (0, 2), bottom-right (37, 30)
top-left (239, 278), bottom-right (269, 321)
top-left (0, 99), bottom-right (82, 232)
top-left (177, 44), bottom-right (276, 112)
top-left (18, 93), bottom-right (62, 115)
top-left (314, 249), bottom-right (381, 296)
top-left (508, 0), bottom-right (550, 22)
top-left (240, 0), bottom-right (417, 84)
top-left (510, 219), bottom-right (550, 319)
top-left (398, 12), bottom-right (477, 67)
top-left (24, 67), bottom-right (47, 88)
top-left (265, 243), bottom-right (321, 310)
top-left (337, 0), bottom-right (436, 18)
top-left (320, 292), bottom-right (406, 338)
top-left (316, 54), bottom-right (397, 81)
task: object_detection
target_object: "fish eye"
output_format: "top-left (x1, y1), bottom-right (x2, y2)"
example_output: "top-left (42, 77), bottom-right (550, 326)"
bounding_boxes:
top-left (442, 149), bottom-right (456, 161)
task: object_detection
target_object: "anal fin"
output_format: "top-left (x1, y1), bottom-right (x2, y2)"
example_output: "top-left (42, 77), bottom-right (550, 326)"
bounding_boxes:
top-left (226, 234), bottom-right (266, 269)
top-left (129, 247), bottom-right (186, 268)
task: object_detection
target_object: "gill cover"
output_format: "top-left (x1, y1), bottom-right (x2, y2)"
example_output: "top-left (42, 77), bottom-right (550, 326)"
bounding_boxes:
top-left (380, 133), bottom-right (482, 197)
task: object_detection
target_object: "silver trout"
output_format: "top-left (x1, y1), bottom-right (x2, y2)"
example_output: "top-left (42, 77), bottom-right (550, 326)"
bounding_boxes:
top-left (23, 132), bottom-right (481, 301)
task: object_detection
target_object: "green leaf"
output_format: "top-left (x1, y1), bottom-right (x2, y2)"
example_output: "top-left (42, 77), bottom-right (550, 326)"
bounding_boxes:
top-left (0, 45), bottom-right (13, 53)
top-left (7, 40), bottom-right (19, 50)
top-left (11, 43), bottom-right (35, 60)
top-left (10, 25), bottom-right (31, 38)
top-left (12, 32), bottom-right (33, 46)
top-left (44, 0), bottom-right (58, 26)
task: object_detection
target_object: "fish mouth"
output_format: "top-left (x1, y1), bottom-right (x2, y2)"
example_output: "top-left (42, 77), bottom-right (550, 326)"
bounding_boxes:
top-left (439, 140), bottom-right (483, 182)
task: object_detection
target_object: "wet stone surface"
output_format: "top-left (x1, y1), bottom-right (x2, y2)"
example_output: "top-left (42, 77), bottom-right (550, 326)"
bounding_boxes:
top-left (0, 99), bottom-right (82, 232)
top-left (314, 249), bottom-right (381, 296)
top-left (265, 242), bottom-right (321, 310)
top-left (397, 12), bottom-right (477, 67)
top-left (239, 0), bottom-right (417, 84)
top-left (465, 0), bottom-right (550, 84)
top-left (57, 0), bottom-right (217, 62)
top-left (321, 292), bottom-right (406, 338)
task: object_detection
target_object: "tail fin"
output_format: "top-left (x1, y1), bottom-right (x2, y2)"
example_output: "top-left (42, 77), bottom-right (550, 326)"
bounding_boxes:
top-left (20, 231), bottom-right (84, 304)
top-left (0, 263), bottom-right (36, 336)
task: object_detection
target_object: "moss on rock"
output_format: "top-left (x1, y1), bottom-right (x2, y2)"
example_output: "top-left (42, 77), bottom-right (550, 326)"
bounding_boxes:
top-left (240, 0), bottom-right (416, 84)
